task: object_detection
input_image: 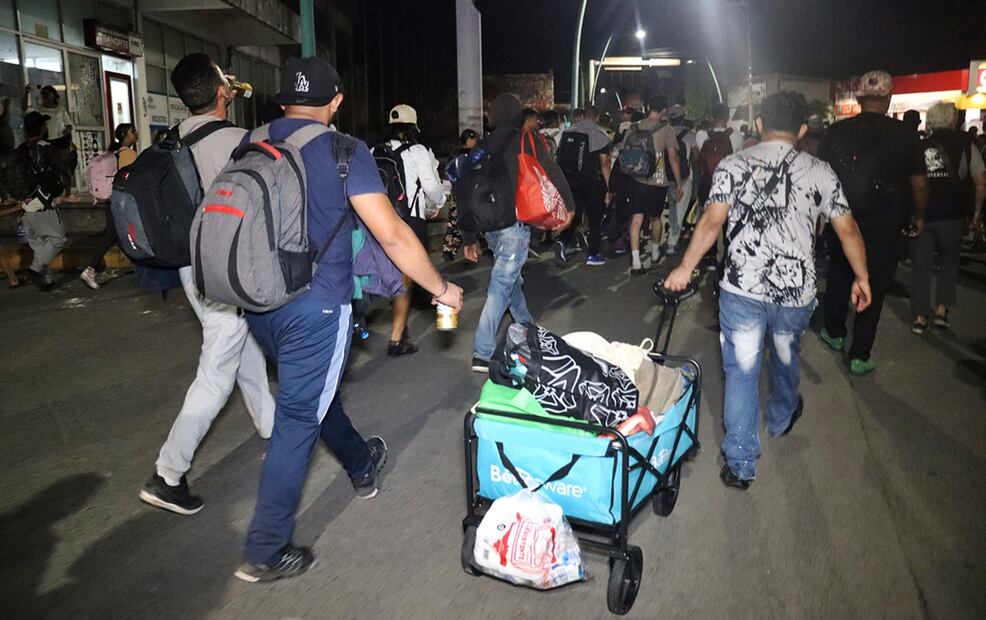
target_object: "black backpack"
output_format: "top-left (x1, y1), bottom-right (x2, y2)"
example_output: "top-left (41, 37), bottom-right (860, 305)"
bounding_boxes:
top-left (110, 120), bottom-right (232, 269)
top-left (827, 125), bottom-right (895, 219)
top-left (454, 145), bottom-right (516, 233)
top-left (665, 127), bottom-right (691, 182)
top-left (372, 142), bottom-right (418, 219)
top-left (0, 142), bottom-right (62, 203)
top-left (557, 130), bottom-right (597, 189)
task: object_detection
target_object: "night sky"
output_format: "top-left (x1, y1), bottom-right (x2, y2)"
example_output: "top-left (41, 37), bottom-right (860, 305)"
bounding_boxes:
top-left (478, 0), bottom-right (986, 99)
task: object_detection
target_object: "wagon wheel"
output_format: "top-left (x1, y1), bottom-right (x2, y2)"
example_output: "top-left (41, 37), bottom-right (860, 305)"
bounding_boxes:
top-left (607, 545), bottom-right (643, 615)
top-left (652, 464), bottom-right (681, 517)
top-left (461, 525), bottom-right (480, 576)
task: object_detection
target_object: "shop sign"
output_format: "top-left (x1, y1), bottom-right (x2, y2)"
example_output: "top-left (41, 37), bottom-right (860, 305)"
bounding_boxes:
top-left (84, 19), bottom-right (143, 57)
top-left (147, 93), bottom-right (169, 126)
top-left (969, 60), bottom-right (986, 95)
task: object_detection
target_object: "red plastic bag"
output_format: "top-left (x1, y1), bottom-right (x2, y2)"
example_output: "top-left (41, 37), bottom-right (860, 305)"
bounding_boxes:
top-left (515, 131), bottom-right (567, 230)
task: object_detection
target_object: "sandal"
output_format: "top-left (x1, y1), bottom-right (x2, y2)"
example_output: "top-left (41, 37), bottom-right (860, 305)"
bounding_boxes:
top-left (911, 319), bottom-right (927, 335)
top-left (933, 310), bottom-right (950, 329)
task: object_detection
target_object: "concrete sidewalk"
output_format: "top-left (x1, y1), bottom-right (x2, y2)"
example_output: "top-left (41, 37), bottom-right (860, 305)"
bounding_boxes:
top-left (0, 250), bottom-right (984, 619)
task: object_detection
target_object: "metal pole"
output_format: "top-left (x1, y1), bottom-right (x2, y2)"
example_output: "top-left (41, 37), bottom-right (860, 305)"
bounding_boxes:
top-left (300, 0), bottom-right (315, 58)
top-left (746, 3), bottom-right (754, 127)
top-left (456, 0), bottom-right (483, 135)
top-left (571, 0), bottom-right (588, 109)
top-left (707, 57), bottom-right (723, 103)
top-left (590, 33), bottom-right (614, 106)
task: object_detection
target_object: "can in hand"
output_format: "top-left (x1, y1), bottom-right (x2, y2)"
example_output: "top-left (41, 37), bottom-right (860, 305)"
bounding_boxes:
top-left (436, 303), bottom-right (457, 331)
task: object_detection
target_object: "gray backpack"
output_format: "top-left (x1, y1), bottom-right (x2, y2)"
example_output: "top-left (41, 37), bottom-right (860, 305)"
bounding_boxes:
top-left (190, 123), bottom-right (342, 312)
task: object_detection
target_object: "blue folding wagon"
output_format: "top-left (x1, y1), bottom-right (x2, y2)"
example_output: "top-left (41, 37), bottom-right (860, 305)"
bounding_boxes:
top-left (461, 283), bottom-right (702, 615)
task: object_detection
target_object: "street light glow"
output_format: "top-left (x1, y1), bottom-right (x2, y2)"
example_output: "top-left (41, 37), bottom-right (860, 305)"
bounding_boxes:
top-left (635, 29), bottom-right (646, 40)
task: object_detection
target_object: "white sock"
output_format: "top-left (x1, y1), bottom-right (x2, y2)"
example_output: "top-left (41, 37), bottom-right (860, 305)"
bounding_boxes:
top-left (631, 250), bottom-right (641, 269)
top-left (162, 475), bottom-right (180, 487)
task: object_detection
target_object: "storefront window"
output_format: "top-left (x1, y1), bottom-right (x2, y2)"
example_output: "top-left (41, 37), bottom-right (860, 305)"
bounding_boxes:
top-left (143, 20), bottom-right (165, 67)
top-left (67, 52), bottom-right (103, 128)
top-left (62, 0), bottom-right (97, 48)
top-left (23, 41), bottom-right (65, 90)
top-left (18, 0), bottom-right (62, 42)
top-left (0, 30), bottom-right (22, 144)
top-left (146, 65), bottom-right (167, 95)
top-left (0, 0), bottom-right (15, 29)
top-left (164, 27), bottom-right (183, 70)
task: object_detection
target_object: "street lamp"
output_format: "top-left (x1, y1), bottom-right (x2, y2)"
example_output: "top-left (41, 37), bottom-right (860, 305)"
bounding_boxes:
top-left (571, 0), bottom-right (589, 110)
top-left (726, 0), bottom-right (754, 127)
top-left (635, 29), bottom-right (646, 41)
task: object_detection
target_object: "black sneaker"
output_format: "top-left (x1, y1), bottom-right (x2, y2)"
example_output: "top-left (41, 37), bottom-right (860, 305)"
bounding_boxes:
top-left (352, 436), bottom-right (388, 499)
top-left (471, 357), bottom-right (490, 373)
top-left (386, 339), bottom-right (418, 356)
top-left (719, 465), bottom-right (751, 490)
top-left (630, 267), bottom-right (647, 277)
top-left (138, 474), bottom-right (203, 515)
top-left (781, 396), bottom-right (804, 436)
top-left (28, 269), bottom-right (51, 292)
top-left (234, 544), bottom-right (315, 583)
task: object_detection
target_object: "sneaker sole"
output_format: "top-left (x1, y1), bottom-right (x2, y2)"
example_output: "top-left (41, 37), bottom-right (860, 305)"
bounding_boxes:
top-left (471, 365), bottom-right (489, 373)
top-left (138, 489), bottom-right (203, 515)
top-left (233, 559), bottom-right (317, 584)
top-left (355, 437), bottom-right (388, 500)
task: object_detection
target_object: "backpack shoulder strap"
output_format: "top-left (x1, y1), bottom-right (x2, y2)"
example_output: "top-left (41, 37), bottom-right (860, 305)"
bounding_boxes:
top-left (249, 123), bottom-right (271, 143)
top-left (285, 123), bottom-right (331, 150)
top-left (308, 132), bottom-right (359, 267)
top-left (182, 119), bottom-right (234, 148)
top-left (727, 147), bottom-right (799, 243)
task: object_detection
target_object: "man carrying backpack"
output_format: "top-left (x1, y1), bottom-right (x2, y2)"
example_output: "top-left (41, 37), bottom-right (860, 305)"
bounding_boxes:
top-left (373, 104), bottom-right (447, 356)
top-left (232, 57), bottom-right (462, 583)
top-left (694, 103), bottom-right (743, 272)
top-left (556, 105), bottom-right (612, 266)
top-left (817, 71), bottom-right (928, 375)
top-left (139, 53), bottom-right (277, 516)
top-left (617, 95), bottom-right (684, 275)
top-left (664, 105), bottom-right (696, 255)
top-left (463, 93), bottom-right (574, 373)
top-left (17, 111), bottom-right (67, 291)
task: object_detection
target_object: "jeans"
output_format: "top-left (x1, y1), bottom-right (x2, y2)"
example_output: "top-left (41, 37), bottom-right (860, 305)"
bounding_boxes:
top-left (243, 292), bottom-right (372, 565)
top-left (719, 290), bottom-right (815, 480)
top-left (665, 175), bottom-right (693, 249)
top-left (155, 267), bottom-right (275, 484)
top-left (474, 223), bottom-right (534, 360)
top-left (909, 218), bottom-right (963, 317)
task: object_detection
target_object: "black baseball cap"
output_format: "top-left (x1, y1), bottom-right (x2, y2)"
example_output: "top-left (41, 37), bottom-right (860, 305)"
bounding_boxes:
top-left (275, 57), bottom-right (344, 106)
top-left (24, 111), bottom-right (51, 135)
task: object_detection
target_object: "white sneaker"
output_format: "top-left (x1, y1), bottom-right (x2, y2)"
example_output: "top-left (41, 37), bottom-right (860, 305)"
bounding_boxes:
top-left (80, 267), bottom-right (100, 290)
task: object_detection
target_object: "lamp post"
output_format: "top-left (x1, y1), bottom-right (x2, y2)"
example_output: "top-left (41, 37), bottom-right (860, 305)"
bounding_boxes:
top-left (300, 0), bottom-right (315, 57)
top-left (571, 0), bottom-right (589, 110)
top-left (726, 0), bottom-right (754, 126)
top-left (590, 30), bottom-right (646, 105)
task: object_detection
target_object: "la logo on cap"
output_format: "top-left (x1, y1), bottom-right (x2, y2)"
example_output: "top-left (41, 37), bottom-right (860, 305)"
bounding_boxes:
top-left (295, 72), bottom-right (310, 93)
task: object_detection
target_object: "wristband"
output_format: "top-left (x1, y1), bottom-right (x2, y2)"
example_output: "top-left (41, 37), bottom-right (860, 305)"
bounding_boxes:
top-left (432, 279), bottom-right (448, 303)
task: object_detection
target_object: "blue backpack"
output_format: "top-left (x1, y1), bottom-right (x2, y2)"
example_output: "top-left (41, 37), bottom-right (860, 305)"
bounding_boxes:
top-left (331, 132), bottom-right (405, 300)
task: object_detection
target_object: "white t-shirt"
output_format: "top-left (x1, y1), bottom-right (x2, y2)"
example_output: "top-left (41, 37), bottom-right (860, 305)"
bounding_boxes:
top-left (386, 139), bottom-right (446, 219)
top-left (709, 140), bottom-right (850, 307)
top-left (696, 127), bottom-right (744, 156)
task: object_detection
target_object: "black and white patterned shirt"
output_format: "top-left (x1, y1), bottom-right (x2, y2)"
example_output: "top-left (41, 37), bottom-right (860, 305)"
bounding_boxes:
top-left (708, 140), bottom-right (850, 307)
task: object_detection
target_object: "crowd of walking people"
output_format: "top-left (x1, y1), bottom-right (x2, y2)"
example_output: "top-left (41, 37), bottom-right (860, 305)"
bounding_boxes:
top-left (0, 51), bottom-right (983, 582)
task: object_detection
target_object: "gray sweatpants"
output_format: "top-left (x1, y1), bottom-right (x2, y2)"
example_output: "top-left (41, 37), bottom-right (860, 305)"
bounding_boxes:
top-left (909, 218), bottom-right (963, 317)
top-left (22, 209), bottom-right (67, 272)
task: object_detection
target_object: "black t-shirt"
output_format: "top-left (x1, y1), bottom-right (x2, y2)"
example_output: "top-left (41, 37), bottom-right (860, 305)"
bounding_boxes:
top-left (817, 112), bottom-right (926, 225)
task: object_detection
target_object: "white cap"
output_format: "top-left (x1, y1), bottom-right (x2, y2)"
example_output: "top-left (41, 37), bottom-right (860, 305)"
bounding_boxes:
top-left (389, 104), bottom-right (418, 127)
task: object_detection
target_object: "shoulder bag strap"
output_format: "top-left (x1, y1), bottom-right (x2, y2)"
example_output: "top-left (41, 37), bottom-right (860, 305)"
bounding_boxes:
top-left (310, 131), bottom-right (359, 268)
top-left (727, 146), bottom-right (799, 243)
top-left (285, 122), bottom-right (331, 150)
top-left (181, 119), bottom-right (234, 148)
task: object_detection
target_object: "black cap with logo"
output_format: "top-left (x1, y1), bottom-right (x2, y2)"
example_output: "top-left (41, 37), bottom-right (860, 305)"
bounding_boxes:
top-left (275, 57), bottom-right (344, 107)
top-left (23, 111), bottom-right (51, 136)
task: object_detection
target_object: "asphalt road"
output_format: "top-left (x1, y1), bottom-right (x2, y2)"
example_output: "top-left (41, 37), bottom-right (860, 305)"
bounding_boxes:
top-left (1, 249), bottom-right (984, 619)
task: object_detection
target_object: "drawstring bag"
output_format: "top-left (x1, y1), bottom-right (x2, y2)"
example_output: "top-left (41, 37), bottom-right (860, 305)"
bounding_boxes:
top-left (515, 130), bottom-right (567, 230)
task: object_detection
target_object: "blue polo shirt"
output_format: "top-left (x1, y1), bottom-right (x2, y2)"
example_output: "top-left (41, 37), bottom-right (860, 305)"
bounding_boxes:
top-left (254, 118), bottom-right (385, 304)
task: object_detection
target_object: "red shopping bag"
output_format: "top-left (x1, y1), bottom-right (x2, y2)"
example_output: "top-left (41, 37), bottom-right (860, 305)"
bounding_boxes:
top-left (515, 130), bottom-right (567, 230)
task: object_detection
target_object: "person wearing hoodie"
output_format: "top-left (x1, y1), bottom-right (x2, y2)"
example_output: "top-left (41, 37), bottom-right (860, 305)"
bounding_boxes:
top-left (463, 94), bottom-right (576, 372)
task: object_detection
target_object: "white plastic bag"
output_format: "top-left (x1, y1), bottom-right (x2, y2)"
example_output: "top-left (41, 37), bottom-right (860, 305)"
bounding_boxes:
top-left (473, 489), bottom-right (584, 590)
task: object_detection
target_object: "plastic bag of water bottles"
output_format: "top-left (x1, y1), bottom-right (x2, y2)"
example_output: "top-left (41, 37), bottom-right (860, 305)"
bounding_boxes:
top-left (472, 489), bottom-right (585, 590)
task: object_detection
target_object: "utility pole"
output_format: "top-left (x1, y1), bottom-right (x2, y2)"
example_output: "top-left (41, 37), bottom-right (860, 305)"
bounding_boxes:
top-left (456, 0), bottom-right (483, 135)
top-left (571, 0), bottom-right (589, 110)
top-left (300, 0), bottom-right (315, 57)
top-left (726, 0), bottom-right (754, 127)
